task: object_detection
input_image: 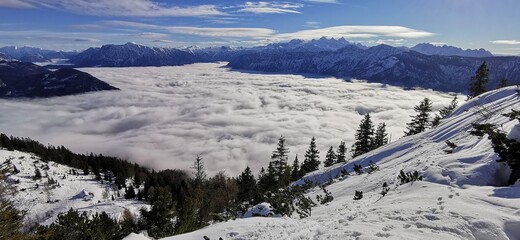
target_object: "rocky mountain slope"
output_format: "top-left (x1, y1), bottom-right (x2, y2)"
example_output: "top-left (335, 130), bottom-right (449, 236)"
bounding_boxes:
top-left (0, 59), bottom-right (118, 98)
top-left (69, 42), bottom-right (199, 67)
top-left (228, 45), bottom-right (520, 92)
top-left (411, 43), bottom-right (494, 58)
top-left (0, 46), bottom-right (77, 63)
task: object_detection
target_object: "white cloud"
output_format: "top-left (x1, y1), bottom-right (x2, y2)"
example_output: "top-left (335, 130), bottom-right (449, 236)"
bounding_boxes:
top-left (368, 39), bottom-right (407, 45)
top-left (167, 26), bottom-right (275, 38)
top-left (0, 0), bottom-right (34, 8)
top-left (428, 42), bottom-right (447, 46)
top-left (305, 0), bottom-right (338, 3)
top-left (152, 39), bottom-right (177, 44)
top-left (490, 40), bottom-right (520, 45)
top-left (20, 0), bottom-right (225, 17)
top-left (303, 21), bottom-right (320, 29)
top-left (135, 32), bottom-right (169, 39)
top-left (273, 26), bottom-right (435, 42)
top-left (0, 63), bottom-right (455, 176)
top-left (104, 21), bottom-right (275, 39)
top-left (237, 1), bottom-right (303, 14)
top-left (99, 21), bottom-right (434, 42)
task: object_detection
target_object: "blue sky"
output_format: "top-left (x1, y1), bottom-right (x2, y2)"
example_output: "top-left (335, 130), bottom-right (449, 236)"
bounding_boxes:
top-left (1, 0), bottom-right (519, 54)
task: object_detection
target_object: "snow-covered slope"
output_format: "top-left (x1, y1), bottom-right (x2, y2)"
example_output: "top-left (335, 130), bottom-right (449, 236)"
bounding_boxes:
top-left (0, 149), bottom-right (148, 226)
top-left (156, 87), bottom-right (520, 240)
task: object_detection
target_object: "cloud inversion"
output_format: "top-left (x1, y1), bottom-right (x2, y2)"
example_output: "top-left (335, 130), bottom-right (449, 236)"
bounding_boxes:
top-left (0, 63), bottom-right (455, 176)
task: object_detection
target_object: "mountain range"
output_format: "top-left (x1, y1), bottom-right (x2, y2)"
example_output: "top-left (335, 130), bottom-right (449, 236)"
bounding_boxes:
top-left (0, 59), bottom-right (118, 98)
top-left (68, 42), bottom-right (199, 67)
top-left (227, 44), bottom-right (519, 92)
top-left (1, 39), bottom-right (516, 93)
top-left (0, 46), bottom-right (77, 63)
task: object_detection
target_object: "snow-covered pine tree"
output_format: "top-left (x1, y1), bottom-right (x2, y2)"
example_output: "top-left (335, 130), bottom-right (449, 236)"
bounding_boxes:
top-left (352, 113), bottom-right (375, 157)
top-left (404, 98), bottom-right (433, 136)
top-left (324, 146), bottom-right (336, 167)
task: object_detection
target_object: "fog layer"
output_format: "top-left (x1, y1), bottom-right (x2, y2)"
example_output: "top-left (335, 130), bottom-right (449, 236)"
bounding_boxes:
top-left (0, 63), bottom-right (455, 175)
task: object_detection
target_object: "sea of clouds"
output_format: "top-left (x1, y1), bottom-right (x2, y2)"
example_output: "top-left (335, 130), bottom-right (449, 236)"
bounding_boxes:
top-left (0, 63), bottom-right (456, 176)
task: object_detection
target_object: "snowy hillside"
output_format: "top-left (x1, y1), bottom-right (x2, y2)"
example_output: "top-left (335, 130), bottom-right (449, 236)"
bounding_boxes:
top-left (141, 87), bottom-right (520, 240)
top-left (0, 149), bottom-right (148, 226)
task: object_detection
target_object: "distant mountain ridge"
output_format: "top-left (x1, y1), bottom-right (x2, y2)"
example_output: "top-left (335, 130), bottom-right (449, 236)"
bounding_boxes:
top-left (3, 39), bottom-right (516, 93)
top-left (0, 46), bottom-right (77, 62)
top-left (411, 43), bottom-right (493, 58)
top-left (227, 44), bottom-right (520, 93)
top-left (69, 42), bottom-right (199, 67)
top-left (0, 59), bottom-right (118, 98)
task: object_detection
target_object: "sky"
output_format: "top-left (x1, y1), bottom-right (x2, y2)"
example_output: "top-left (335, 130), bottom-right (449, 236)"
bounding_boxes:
top-left (0, 0), bottom-right (520, 54)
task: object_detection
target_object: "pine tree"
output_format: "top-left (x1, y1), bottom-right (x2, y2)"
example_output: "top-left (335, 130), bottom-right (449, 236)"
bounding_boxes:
top-left (468, 61), bottom-right (489, 98)
top-left (237, 166), bottom-right (259, 204)
top-left (270, 136), bottom-right (291, 187)
top-left (497, 77), bottom-right (508, 89)
top-left (33, 167), bottom-right (42, 180)
top-left (0, 174), bottom-right (28, 240)
top-left (352, 113), bottom-right (375, 157)
top-left (404, 98), bottom-right (433, 136)
top-left (336, 141), bottom-right (347, 164)
top-left (139, 187), bottom-right (176, 238)
top-left (291, 155), bottom-right (301, 181)
top-left (124, 186), bottom-right (136, 199)
top-left (432, 96), bottom-right (458, 127)
top-left (192, 155), bottom-right (207, 186)
top-left (323, 146), bottom-right (336, 167)
top-left (373, 122), bottom-right (388, 149)
top-left (300, 137), bottom-right (320, 175)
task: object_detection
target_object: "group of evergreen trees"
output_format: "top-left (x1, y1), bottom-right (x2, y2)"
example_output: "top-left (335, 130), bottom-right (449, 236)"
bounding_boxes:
top-left (351, 113), bottom-right (389, 157)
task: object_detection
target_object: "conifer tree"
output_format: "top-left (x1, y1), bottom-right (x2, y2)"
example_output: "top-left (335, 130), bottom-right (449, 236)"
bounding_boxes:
top-left (468, 61), bottom-right (489, 98)
top-left (373, 122), bottom-right (389, 149)
top-left (336, 141), bottom-right (347, 164)
top-left (237, 166), bottom-right (259, 204)
top-left (291, 155), bottom-right (301, 181)
top-left (323, 146), bottom-right (336, 167)
top-left (497, 78), bottom-right (508, 89)
top-left (271, 136), bottom-right (291, 187)
top-left (139, 187), bottom-right (176, 238)
top-left (300, 137), bottom-right (320, 175)
top-left (352, 113), bottom-right (375, 157)
top-left (404, 98), bottom-right (433, 136)
top-left (124, 186), bottom-right (136, 199)
top-left (192, 155), bottom-right (207, 186)
top-left (432, 96), bottom-right (458, 127)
